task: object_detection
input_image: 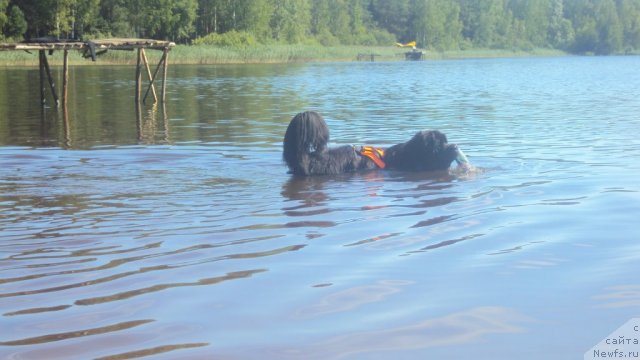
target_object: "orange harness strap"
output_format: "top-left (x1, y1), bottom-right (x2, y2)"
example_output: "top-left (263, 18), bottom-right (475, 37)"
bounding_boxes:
top-left (359, 146), bottom-right (386, 169)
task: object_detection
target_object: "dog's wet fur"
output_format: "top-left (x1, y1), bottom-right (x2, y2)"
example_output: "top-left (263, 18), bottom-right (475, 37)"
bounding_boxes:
top-left (283, 111), bottom-right (464, 176)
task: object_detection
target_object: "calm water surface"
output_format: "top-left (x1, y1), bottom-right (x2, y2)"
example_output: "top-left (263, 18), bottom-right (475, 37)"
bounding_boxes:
top-left (1, 56), bottom-right (640, 359)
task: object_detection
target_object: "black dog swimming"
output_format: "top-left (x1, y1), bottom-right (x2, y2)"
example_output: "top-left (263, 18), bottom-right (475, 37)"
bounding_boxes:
top-left (283, 111), bottom-right (470, 176)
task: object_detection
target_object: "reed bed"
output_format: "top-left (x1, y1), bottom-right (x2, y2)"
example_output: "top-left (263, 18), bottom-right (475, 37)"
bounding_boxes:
top-left (0, 44), bottom-right (565, 66)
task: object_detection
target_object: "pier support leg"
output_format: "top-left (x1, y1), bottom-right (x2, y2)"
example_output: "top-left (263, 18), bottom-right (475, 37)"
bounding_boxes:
top-left (62, 96), bottom-right (71, 148)
top-left (141, 47), bottom-right (170, 104)
top-left (38, 50), bottom-right (60, 106)
top-left (143, 48), bottom-right (170, 104)
top-left (144, 56), bottom-right (164, 104)
top-left (135, 100), bottom-right (142, 139)
top-left (135, 48), bottom-right (142, 104)
top-left (162, 47), bottom-right (169, 103)
top-left (39, 51), bottom-right (46, 105)
top-left (44, 60), bottom-right (59, 107)
top-left (62, 50), bottom-right (69, 108)
top-left (140, 48), bottom-right (158, 104)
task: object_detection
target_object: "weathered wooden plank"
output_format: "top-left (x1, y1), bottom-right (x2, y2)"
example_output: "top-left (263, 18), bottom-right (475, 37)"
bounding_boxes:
top-left (1, 38), bottom-right (174, 52)
top-left (1, 43), bottom-right (85, 51)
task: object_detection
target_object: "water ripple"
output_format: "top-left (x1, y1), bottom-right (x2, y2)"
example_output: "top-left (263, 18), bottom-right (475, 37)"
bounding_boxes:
top-left (0, 319), bottom-right (154, 346)
top-left (1, 57), bottom-right (639, 359)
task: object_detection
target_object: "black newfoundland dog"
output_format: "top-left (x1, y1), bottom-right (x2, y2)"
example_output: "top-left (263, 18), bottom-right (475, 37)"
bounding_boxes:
top-left (283, 111), bottom-right (470, 176)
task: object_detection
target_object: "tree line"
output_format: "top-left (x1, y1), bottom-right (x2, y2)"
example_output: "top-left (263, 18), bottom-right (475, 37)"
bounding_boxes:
top-left (1, 0), bottom-right (639, 55)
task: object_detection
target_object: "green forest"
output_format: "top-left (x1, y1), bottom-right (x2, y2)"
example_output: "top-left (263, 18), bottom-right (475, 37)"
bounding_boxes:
top-left (2, 0), bottom-right (640, 55)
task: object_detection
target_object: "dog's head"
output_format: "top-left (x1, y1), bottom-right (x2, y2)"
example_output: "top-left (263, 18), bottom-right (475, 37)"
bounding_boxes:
top-left (283, 111), bottom-right (331, 175)
top-left (385, 130), bottom-right (465, 171)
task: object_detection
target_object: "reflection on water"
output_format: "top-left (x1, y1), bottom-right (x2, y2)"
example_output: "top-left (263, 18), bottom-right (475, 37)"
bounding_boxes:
top-left (294, 280), bottom-right (413, 319)
top-left (279, 306), bottom-right (527, 360)
top-left (594, 285), bottom-right (640, 309)
top-left (48, 100), bottom-right (171, 149)
top-left (0, 319), bottom-right (156, 346)
top-left (136, 102), bottom-right (170, 146)
top-left (1, 57), bottom-right (640, 359)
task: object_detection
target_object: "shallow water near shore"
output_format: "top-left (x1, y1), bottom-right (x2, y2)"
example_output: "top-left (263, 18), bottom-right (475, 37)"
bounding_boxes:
top-left (1, 56), bottom-right (640, 359)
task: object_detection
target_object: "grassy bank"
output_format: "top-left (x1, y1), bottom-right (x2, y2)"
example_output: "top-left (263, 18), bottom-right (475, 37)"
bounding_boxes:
top-left (0, 44), bottom-right (567, 66)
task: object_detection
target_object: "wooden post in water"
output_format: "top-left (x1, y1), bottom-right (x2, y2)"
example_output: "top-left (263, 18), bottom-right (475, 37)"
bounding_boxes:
top-left (62, 50), bottom-right (69, 107)
top-left (42, 52), bottom-right (60, 107)
top-left (162, 47), bottom-right (169, 103)
top-left (135, 48), bottom-right (142, 104)
top-left (62, 96), bottom-right (71, 148)
top-left (39, 51), bottom-right (46, 105)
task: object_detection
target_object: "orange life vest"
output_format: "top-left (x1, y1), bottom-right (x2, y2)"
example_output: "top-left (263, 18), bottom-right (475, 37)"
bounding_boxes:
top-left (359, 146), bottom-right (386, 169)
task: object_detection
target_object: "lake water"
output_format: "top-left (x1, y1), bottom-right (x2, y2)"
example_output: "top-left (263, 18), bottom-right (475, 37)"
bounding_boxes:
top-left (1, 56), bottom-right (639, 359)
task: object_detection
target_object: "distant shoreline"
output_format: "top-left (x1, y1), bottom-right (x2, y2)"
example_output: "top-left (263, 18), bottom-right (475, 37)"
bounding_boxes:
top-left (0, 45), bottom-right (569, 67)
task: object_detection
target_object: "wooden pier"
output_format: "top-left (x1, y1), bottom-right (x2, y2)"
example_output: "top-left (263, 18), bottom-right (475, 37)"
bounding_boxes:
top-left (356, 53), bottom-right (381, 62)
top-left (0, 38), bottom-right (175, 106)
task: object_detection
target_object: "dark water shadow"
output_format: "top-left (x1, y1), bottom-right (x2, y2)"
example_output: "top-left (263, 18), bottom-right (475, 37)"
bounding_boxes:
top-left (281, 175), bottom-right (332, 211)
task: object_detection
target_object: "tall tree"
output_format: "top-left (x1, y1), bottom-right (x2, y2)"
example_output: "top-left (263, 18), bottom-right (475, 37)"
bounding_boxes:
top-left (566, 0), bottom-right (596, 53)
top-left (98, 0), bottom-right (135, 37)
top-left (547, 0), bottom-right (574, 48)
top-left (13, 0), bottom-right (59, 38)
top-left (5, 5), bottom-right (28, 39)
top-left (310, 0), bottom-right (335, 44)
top-left (593, 0), bottom-right (622, 54)
top-left (618, 0), bottom-right (640, 51)
top-left (369, 0), bottom-right (411, 42)
top-left (328, 0), bottom-right (352, 43)
top-left (196, 0), bottom-right (232, 35)
top-left (270, 0), bottom-right (311, 43)
top-left (565, 0), bottom-right (623, 54)
top-left (410, 0), bottom-right (462, 50)
top-left (525, 0), bottom-right (551, 46)
top-left (72, 0), bottom-right (100, 38)
top-left (238, 0), bottom-right (273, 42)
top-left (348, 0), bottom-right (369, 43)
top-left (0, 0), bottom-right (8, 37)
top-left (458, 0), bottom-right (511, 47)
